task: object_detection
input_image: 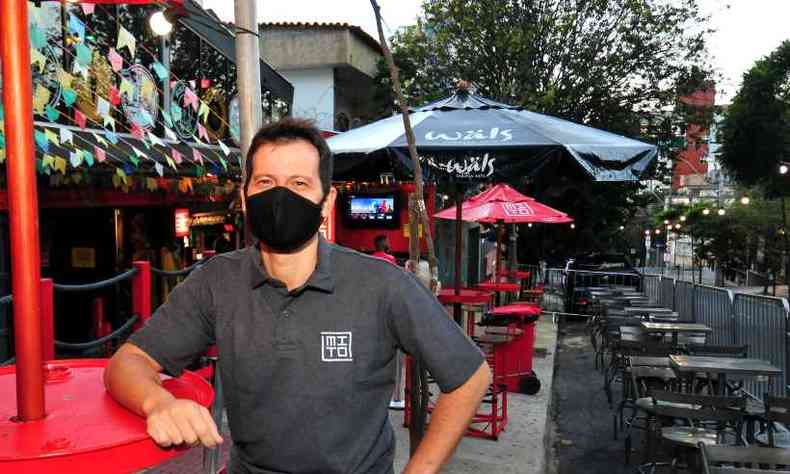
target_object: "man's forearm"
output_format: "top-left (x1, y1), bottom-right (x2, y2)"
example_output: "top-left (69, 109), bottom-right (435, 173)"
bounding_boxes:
top-left (403, 362), bottom-right (491, 474)
top-left (104, 346), bottom-right (175, 417)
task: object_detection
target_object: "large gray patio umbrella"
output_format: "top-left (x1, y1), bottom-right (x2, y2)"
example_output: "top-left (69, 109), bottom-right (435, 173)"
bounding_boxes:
top-left (327, 88), bottom-right (657, 312)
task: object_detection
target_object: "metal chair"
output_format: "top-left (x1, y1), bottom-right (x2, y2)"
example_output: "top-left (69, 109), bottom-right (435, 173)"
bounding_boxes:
top-left (701, 443), bottom-right (790, 474)
top-left (638, 390), bottom-right (747, 474)
top-left (620, 365), bottom-right (677, 461)
top-left (686, 344), bottom-right (749, 395)
top-left (765, 395), bottom-right (790, 448)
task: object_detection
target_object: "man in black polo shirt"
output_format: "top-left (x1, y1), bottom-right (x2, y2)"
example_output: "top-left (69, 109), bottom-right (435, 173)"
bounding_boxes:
top-left (104, 118), bottom-right (490, 474)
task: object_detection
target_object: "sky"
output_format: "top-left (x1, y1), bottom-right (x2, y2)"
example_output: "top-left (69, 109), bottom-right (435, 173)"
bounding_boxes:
top-left (201, 0), bottom-right (790, 105)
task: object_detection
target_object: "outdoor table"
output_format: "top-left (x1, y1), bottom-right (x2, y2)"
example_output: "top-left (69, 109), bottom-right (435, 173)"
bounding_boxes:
top-left (476, 281), bottom-right (522, 306)
top-left (669, 355), bottom-right (782, 396)
top-left (641, 322), bottom-right (712, 346)
top-left (437, 288), bottom-right (493, 336)
top-left (624, 306), bottom-right (674, 316)
top-left (630, 356), bottom-right (670, 367)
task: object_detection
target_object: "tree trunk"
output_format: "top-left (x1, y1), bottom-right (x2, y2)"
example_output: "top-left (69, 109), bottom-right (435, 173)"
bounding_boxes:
top-left (370, 0), bottom-right (438, 453)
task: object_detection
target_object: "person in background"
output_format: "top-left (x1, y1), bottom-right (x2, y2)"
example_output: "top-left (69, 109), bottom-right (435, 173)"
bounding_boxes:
top-left (372, 234), bottom-right (397, 265)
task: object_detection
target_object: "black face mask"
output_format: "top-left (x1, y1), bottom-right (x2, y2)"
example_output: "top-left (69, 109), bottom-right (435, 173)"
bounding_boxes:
top-left (246, 187), bottom-right (324, 252)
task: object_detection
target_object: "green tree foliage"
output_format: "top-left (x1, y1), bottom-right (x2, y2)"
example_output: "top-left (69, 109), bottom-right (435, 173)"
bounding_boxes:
top-left (379, 0), bottom-right (712, 136)
top-left (718, 40), bottom-right (790, 196)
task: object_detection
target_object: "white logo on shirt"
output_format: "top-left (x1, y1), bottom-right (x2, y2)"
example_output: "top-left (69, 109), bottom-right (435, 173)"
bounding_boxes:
top-left (321, 331), bottom-right (353, 362)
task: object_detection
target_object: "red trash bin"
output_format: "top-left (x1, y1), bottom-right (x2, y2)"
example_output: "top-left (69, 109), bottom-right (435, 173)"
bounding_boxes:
top-left (487, 304), bottom-right (542, 394)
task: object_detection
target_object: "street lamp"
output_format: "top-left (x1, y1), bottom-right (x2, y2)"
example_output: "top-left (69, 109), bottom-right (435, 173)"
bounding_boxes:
top-left (680, 215), bottom-right (686, 222)
top-left (780, 162), bottom-right (789, 175)
top-left (664, 219), bottom-right (670, 225)
top-left (655, 229), bottom-right (661, 235)
top-left (718, 208), bottom-right (726, 216)
top-left (740, 196), bottom-right (750, 205)
top-left (675, 224), bottom-right (681, 230)
top-left (619, 225), bottom-right (625, 231)
top-left (570, 223), bottom-right (576, 229)
top-left (703, 208), bottom-right (710, 215)
top-left (644, 230), bottom-right (651, 235)
top-left (149, 10), bottom-right (174, 36)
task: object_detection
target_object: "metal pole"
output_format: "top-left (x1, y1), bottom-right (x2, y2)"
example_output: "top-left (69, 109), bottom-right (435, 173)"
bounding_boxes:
top-left (161, 36), bottom-right (171, 122)
top-left (234, 0), bottom-right (263, 176)
top-left (1, 0), bottom-right (45, 421)
top-left (453, 186), bottom-right (463, 324)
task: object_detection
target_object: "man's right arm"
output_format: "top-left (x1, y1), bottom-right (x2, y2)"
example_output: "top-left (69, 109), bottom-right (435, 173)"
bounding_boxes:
top-left (105, 342), bottom-right (223, 447)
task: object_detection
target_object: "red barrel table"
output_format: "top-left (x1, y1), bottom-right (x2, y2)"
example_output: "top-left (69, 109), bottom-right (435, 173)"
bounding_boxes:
top-left (476, 281), bottom-right (521, 306)
top-left (487, 303), bottom-right (542, 394)
top-left (437, 288), bottom-right (493, 336)
top-left (0, 359), bottom-right (214, 472)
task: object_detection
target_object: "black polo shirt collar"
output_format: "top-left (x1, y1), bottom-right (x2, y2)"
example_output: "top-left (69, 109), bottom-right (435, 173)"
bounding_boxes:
top-left (248, 236), bottom-right (335, 294)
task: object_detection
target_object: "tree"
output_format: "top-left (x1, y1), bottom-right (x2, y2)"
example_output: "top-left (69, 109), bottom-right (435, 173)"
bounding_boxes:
top-left (380, 0), bottom-right (712, 136)
top-left (718, 40), bottom-right (790, 285)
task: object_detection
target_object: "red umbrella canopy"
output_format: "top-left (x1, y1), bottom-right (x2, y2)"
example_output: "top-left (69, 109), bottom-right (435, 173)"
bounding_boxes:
top-left (46, 0), bottom-right (181, 4)
top-left (434, 183), bottom-right (573, 224)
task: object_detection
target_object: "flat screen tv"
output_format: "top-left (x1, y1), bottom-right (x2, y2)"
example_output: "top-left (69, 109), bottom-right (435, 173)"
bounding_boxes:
top-left (342, 193), bottom-right (400, 228)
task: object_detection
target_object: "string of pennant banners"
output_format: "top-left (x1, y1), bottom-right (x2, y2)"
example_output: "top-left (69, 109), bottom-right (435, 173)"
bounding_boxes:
top-left (0, 2), bottom-right (252, 196)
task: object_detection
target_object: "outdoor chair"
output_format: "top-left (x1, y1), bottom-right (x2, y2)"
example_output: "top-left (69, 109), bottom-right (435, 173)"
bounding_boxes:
top-left (618, 365), bottom-right (677, 452)
top-left (638, 390), bottom-right (747, 474)
top-left (701, 443), bottom-right (790, 474)
top-left (685, 344), bottom-right (749, 395)
top-left (765, 395), bottom-right (790, 448)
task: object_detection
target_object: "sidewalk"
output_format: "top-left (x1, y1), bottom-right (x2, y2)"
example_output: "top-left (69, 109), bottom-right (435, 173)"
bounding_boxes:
top-left (146, 318), bottom-right (558, 473)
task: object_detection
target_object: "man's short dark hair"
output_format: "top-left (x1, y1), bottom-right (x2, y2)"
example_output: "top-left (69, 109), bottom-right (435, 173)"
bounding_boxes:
top-left (244, 118), bottom-right (333, 196)
top-left (374, 235), bottom-right (389, 252)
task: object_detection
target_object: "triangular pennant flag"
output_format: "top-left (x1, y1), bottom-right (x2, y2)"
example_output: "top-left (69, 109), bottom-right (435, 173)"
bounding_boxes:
top-left (75, 43), bottom-right (92, 68)
top-left (147, 131), bottom-right (165, 147)
top-left (72, 60), bottom-right (89, 79)
top-left (201, 79), bottom-right (211, 89)
top-left (108, 48), bottom-right (123, 72)
top-left (144, 177), bottom-right (156, 191)
top-left (183, 87), bottom-right (199, 111)
top-left (171, 104), bottom-right (182, 123)
top-left (119, 78), bottom-right (134, 99)
top-left (42, 154), bottom-right (55, 169)
top-left (106, 130), bottom-right (118, 144)
top-left (219, 157), bottom-right (227, 171)
top-left (112, 174), bottom-right (121, 188)
top-left (62, 89), bottom-right (77, 107)
top-left (162, 111), bottom-right (173, 128)
top-left (82, 4), bottom-right (95, 15)
top-left (103, 115), bottom-right (116, 131)
top-left (91, 132), bottom-right (108, 147)
top-left (130, 123), bottom-right (144, 140)
top-left (139, 110), bottom-right (155, 129)
top-left (172, 149), bottom-right (183, 164)
top-left (74, 109), bottom-right (87, 129)
top-left (56, 68), bottom-right (75, 90)
top-left (152, 62), bottom-right (168, 81)
top-left (60, 128), bottom-right (74, 145)
top-left (34, 130), bottom-right (49, 152)
top-left (154, 162), bottom-right (164, 177)
top-left (96, 97), bottom-right (110, 118)
top-left (30, 48), bottom-right (47, 72)
top-left (164, 127), bottom-right (178, 142)
top-left (94, 146), bottom-right (106, 163)
top-left (54, 157), bottom-right (67, 174)
top-left (45, 105), bottom-right (60, 122)
top-left (198, 101), bottom-right (210, 123)
top-left (195, 165), bottom-right (205, 177)
top-left (83, 150), bottom-right (94, 167)
top-left (131, 146), bottom-right (148, 160)
top-left (30, 24), bottom-right (47, 50)
top-left (68, 14), bottom-right (86, 43)
top-left (197, 123), bottom-right (209, 141)
top-left (116, 26), bottom-right (136, 56)
top-left (166, 156), bottom-right (177, 170)
top-left (129, 155), bottom-right (139, 167)
top-left (69, 151), bottom-right (82, 168)
top-left (218, 140), bottom-right (230, 156)
top-left (33, 84), bottom-right (50, 113)
top-left (109, 86), bottom-right (121, 106)
top-left (192, 148), bottom-right (204, 165)
top-left (45, 129), bottom-right (59, 145)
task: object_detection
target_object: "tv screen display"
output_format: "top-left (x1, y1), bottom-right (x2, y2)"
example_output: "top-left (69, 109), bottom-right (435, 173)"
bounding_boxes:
top-left (344, 194), bottom-right (399, 228)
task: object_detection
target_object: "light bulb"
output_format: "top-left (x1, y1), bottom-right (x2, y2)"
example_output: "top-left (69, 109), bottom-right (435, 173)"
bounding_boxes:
top-left (570, 223), bottom-right (575, 229)
top-left (780, 164), bottom-right (788, 175)
top-left (740, 196), bottom-right (750, 205)
top-left (680, 216), bottom-right (686, 222)
top-left (702, 208), bottom-right (710, 215)
top-left (150, 11), bottom-right (173, 36)
top-left (718, 208), bottom-right (726, 216)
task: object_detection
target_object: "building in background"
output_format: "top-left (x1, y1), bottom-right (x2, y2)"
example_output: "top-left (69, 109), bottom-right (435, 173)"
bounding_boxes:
top-left (259, 22), bottom-right (385, 132)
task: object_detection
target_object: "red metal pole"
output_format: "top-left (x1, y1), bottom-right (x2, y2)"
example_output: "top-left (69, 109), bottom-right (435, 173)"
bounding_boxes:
top-left (92, 298), bottom-right (105, 338)
top-left (1, 0), bottom-right (45, 420)
top-left (132, 261), bottom-right (152, 330)
top-left (40, 279), bottom-right (54, 361)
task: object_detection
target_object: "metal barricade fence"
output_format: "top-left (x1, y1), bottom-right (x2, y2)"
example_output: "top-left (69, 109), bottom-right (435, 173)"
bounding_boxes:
top-left (694, 285), bottom-right (735, 346)
top-left (643, 274), bottom-right (660, 304)
top-left (659, 277), bottom-right (675, 309)
top-left (733, 294), bottom-right (789, 398)
top-left (674, 280), bottom-right (695, 322)
top-left (544, 268), bottom-right (566, 293)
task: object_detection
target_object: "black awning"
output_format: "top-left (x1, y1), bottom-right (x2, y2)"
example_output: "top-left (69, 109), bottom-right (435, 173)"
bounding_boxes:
top-left (180, 0), bottom-right (294, 105)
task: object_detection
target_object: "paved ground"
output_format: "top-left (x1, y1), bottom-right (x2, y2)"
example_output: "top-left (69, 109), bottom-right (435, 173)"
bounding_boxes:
top-left (145, 318), bottom-right (558, 473)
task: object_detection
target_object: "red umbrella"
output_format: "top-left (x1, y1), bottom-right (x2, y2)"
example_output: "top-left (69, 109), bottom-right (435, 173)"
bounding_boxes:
top-left (434, 184), bottom-right (573, 282)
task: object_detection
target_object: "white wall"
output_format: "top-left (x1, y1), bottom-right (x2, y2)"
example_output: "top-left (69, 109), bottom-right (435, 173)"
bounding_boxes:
top-left (280, 67), bottom-right (335, 131)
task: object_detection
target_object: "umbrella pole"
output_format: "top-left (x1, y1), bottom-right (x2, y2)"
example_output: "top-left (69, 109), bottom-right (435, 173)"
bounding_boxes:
top-left (496, 221), bottom-right (503, 282)
top-left (453, 185), bottom-right (463, 325)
